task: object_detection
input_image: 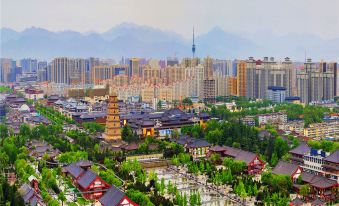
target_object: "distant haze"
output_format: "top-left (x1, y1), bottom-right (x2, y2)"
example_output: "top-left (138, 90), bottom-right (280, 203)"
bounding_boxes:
top-left (1, 0), bottom-right (339, 61)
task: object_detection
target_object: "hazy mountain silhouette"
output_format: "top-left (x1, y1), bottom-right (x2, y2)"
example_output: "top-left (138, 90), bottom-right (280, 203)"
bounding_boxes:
top-left (1, 23), bottom-right (338, 61)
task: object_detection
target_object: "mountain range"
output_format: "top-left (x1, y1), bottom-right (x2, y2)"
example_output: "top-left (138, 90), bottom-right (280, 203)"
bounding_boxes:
top-left (1, 22), bottom-right (338, 61)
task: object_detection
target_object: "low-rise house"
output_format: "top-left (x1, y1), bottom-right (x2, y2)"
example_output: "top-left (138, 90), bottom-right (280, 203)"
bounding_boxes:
top-left (258, 112), bottom-right (287, 125)
top-left (26, 140), bottom-right (60, 161)
top-left (272, 160), bottom-right (302, 181)
top-left (26, 115), bottom-right (51, 126)
top-left (63, 160), bottom-right (110, 200)
top-left (209, 145), bottom-right (265, 174)
top-left (47, 95), bottom-right (60, 106)
top-left (19, 184), bottom-right (45, 206)
top-left (171, 135), bottom-right (211, 158)
top-left (24, 86), bottom-right (44, 100)
top-left (18, 176), bottom-right (45, 206)
top-left (97, 185), bottom-right (138, 206)
top-left (241, 116), bottom-right (256, 126)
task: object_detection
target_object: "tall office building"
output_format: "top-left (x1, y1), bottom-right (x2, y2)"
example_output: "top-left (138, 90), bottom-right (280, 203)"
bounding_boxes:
top-left (38, 61), bottom-right (47, 70)
top-left (20, 58), bottom-right (38, 72)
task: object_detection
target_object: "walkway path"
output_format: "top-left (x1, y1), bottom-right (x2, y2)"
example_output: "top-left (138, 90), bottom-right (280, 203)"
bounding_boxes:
top-left (167, 166), bottom-right (251, 205)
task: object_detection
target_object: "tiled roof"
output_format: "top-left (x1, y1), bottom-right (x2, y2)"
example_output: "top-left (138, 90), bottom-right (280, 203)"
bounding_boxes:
top-left (77, 169), bottom-right (98, 189)
top-left (289, 143), bottom-right (310, 156)
top-left (76, 160), bottom-right (93, 168)
top-left (18, 184), bottom-right (44, 206)
top-left (311, 198), bottom-right (325, 206)
top-left (290, 197), bottom-right (304, 206)
top-left (64, 163), bottom-right (84, 178)
top-left (171, 136), bottom-right (211, 148)
top-left (123, 142), bottom-right (139, 151)
top-left (209, 145), bottom-right (227, 152)
top-left (272, 161), bottom-right (300, 176)
top-left (301, 172), bottom-right (337, 189)
top-left (187, 139), bottom-right (211, 148)
top-left (323, 150), bottom-right (339, 163)
top-left (99, 185), bottom-right (126, 206)
top-left (224, 146), bottom-right (258, 164)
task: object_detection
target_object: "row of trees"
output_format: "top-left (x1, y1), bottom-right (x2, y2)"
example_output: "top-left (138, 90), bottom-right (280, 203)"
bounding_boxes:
top-left (35, 104), bottom-right (76, 125)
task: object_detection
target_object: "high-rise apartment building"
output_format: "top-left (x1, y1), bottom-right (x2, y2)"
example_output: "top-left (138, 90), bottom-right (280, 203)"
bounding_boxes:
top-left (296, 71), bottom-right (309, 103)
top-left (167, 57), bottom-right (179, 66)
top-left (236, 61), bottom-right (247, 97)
top-left (0, 58), bottom-right (12, 83)
top-left (242, 57), bottom-right (294, 100)
top-left (92, 65), bottom-right (127, 84)
top-left (142, 65), bottom-right (162, 83)
top-left (51, 57), bottom-right (74, 84)
top-left (203, 79), bottom-right (216, 103)
top-left (129, 58), bottom-right (140, 78)
top-left (203, 57), bottom-right (213, 79)
top-left (87, 57), bottom-right (100, 84)
top-left (297, 59), bottom-right (335, 103)
top-left (213, 59), bottom-right (233, 76)
top-left (245, 57), bottom-right (257, 99)
top-left (326, 62), bottom-right (338, 96)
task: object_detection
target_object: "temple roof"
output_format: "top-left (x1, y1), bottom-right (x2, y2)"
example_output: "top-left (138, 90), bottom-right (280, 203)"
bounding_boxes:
top-left (272, 160), bottom-right (300, 176)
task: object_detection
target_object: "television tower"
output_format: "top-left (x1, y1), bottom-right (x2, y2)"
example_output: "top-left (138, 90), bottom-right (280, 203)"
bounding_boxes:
top-left (192, 27), bottom-right (196, 58)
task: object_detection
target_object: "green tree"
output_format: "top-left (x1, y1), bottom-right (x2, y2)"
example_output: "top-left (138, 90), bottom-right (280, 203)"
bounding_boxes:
top-left (157, 100), bottom-right (163, 110)
top-left (58, 192), bottom-right (66, 206)
top-left (182, 97), bottom-right (193, 107)
top-left (235, 180), bottom-right (247, 198)
top-left (126, 189), bottom-right (154, 206)
top-left (19, 124), bottom-right (31, 137)
top-left (299, 184), bottom-right (310, 197)
top-left (0, 124), bottom-right (8, 140)
top-left (0, 151), bottom-right (9, 170)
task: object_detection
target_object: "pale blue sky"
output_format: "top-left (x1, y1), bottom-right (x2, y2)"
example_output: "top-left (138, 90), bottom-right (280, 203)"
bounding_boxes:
top-left (1, 0), bottom-right (339, 39)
